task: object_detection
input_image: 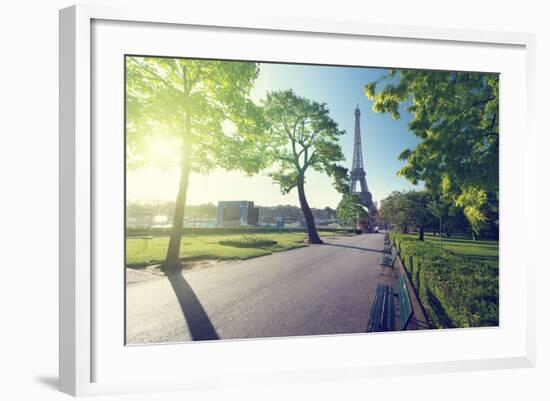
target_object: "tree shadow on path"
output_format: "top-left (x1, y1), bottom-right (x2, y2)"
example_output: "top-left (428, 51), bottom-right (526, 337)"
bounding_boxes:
top-left (322, 242), bottom-right (384, 254)
top-left (167, 272), bottom-right (219, 341)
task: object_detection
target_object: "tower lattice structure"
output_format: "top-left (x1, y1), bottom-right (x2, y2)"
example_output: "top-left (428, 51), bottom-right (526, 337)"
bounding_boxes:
top-left (349, 105), bottom-right (376, 215)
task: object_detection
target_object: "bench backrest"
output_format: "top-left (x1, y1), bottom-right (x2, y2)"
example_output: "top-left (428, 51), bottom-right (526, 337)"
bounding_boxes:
top-left (398, 274), bottom-right (413, 330)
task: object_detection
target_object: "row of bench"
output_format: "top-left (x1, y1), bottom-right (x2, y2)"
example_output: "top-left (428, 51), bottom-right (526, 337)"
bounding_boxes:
top-left (380, 233), bottom-right (396, 267)
top-left (366, 234), bottom-right (413, 332)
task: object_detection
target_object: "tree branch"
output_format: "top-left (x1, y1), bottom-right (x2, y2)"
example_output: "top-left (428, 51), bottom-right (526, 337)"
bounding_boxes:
top-left (470, 96), bottom-right (495, 108)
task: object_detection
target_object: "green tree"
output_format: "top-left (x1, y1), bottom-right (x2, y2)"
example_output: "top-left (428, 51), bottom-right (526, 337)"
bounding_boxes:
top-left (428, 199), bottom-right (446, 247)
top-left (323, 207), bottom-right (333, 219)
top-left (263, 90), bottom-right (345, 244)
top-left (404, 191), bottom-right (432, 241)
top-left (126, 57), bottom-right (267, 269)
top-left (337, 193), bottom-right (368, 229)
top-left (379, 191), bottom-right (410, 233)
top-left (365, 70), bottom-right (499, 238)
top-left (455, 187), bottom-right (488, 240)
top-left (380, 190), bottom-right (433, 240)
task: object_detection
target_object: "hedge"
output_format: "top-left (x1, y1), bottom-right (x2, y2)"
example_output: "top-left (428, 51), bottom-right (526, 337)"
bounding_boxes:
top-left (218, 238), bottom-right (278, 248)
top-left (390, 231), bottom-right (499, 328)
top-left (126, 226), bottom-right (354, 237)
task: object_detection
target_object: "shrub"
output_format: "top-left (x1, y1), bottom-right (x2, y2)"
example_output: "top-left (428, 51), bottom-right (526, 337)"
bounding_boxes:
top-left (219, 237), bottom-right (278, 248)
top-left (126, 226), bottom-right (354, 237)
top-left (390, 231), bottom-right (498, 328)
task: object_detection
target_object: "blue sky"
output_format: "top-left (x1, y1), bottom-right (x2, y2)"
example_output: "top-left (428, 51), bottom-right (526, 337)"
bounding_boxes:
top-left (251, 62), bottom-right (421, 206)
top-left (127, 61), bottom-right (422, 209)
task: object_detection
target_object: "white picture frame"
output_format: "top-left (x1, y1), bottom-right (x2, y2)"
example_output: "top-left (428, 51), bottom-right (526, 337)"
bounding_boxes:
top-left (59, 3), bottom-right (536, 397)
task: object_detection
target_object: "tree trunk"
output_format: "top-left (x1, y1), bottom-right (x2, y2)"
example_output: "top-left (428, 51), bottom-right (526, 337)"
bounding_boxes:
top-left (163, 114), bottom-right (192, 270)
top-left (439, 216), bottom-right (442, 248)
top-left (418, 226), bottom-right (424, 241)
top-left (472, 230), bottom-right (477, 241)
top-left (297, 175), bottom-right (323, 244)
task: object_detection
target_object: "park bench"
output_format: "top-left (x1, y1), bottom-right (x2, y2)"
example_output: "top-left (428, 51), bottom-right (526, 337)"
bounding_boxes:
top-left (366, 284), bottom-right (395, 332)
top-left (382, 233), bottom-right (393, 253)
top-left (380, 245), bottom-right (397, 267)
top-left (397, 274), bottom-right (413, 330)
top-left (366, 275), bottom-right (414, 332)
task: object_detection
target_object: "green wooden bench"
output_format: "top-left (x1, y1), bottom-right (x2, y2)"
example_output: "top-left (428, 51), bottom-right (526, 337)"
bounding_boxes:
top-left (380, 246), bottom-right (397, 267)
top-left (366, 284), bottom-right (395, 332)
top-left (398, 274), bottom-right (413, 330)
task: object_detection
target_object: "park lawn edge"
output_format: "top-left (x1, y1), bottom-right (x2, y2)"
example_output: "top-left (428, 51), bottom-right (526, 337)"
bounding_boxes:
top-left (125, 231), bottom-right (342, 268)
top-left (125, 242), bottom-right (309, 268)
top-left (126, 231), bottom-right (353, 268)
top-left (390, 231), bottom-right (499, 329)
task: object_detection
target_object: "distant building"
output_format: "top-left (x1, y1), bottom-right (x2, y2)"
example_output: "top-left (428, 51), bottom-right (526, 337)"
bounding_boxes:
top-left (217, 201), bottom-right (259, 227)
top-left (298, 217), bottom-right (321, 228)
top-left (275, 217), bottom-right (285, 229)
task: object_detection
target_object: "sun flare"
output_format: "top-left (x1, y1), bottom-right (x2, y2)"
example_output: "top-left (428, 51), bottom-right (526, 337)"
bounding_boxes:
top-left (148, 138), bottom-right (179, 165)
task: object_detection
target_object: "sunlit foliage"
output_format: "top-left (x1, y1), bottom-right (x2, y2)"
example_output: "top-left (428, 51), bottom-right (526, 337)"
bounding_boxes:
top-left (126, 57), bottom-right (267, 268)
top-left (262, 90), bottom-right (346, 243)
top-left (366, 70), bottom-right (499, 236)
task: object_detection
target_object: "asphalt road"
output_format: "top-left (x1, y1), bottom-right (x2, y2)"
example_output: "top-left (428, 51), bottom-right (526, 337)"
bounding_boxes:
top-left (126, 233), bottom-right (402, 344)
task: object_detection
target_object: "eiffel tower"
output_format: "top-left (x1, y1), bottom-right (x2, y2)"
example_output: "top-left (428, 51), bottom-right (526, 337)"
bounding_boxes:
top-left (349, 105), bottom-right (376, 215)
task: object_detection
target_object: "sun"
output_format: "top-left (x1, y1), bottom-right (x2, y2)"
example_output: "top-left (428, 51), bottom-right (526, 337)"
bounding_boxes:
top-left (147, 137), bottom-right (180, 167)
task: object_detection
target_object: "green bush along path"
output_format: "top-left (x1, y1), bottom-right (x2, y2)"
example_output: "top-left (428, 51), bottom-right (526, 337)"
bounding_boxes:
top-left (390, 232), bottom-right (498, 329)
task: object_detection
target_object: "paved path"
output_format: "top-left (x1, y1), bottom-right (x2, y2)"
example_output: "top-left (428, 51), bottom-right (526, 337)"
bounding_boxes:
top-left (126, 233), bottom-right (404, 344)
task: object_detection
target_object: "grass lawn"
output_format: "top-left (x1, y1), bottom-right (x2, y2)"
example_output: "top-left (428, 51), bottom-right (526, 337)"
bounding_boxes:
top-left (401, 233), bottom-right (499, 268)
top-left (392, 231), bottom-right (499, 328)
top-left (126, 231), bottom-right (345, 267)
